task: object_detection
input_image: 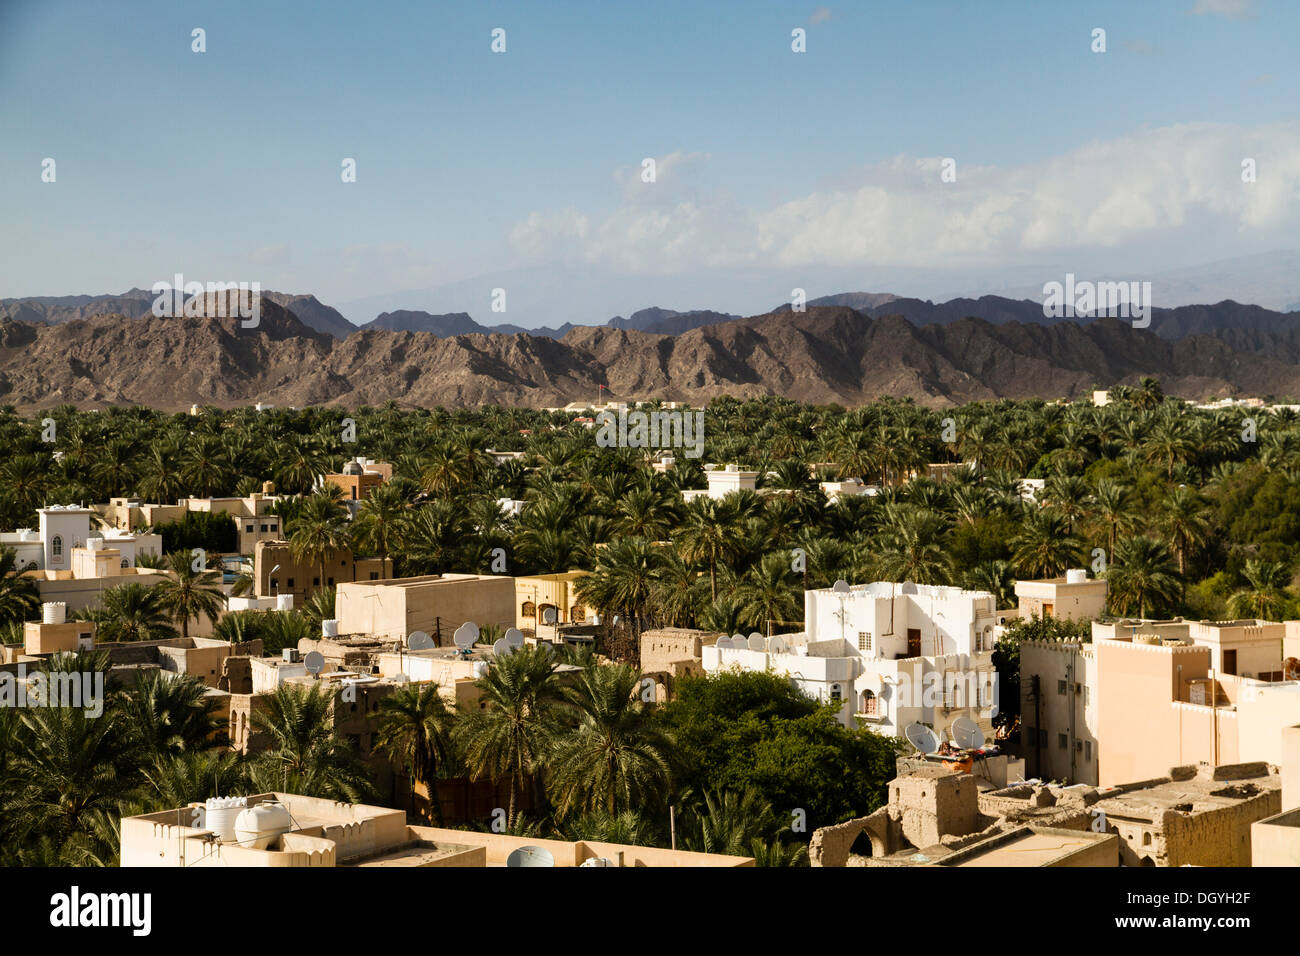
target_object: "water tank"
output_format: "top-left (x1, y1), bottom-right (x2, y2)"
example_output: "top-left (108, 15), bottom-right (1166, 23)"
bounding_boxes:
top-left (472, 662), bottom-right (490, 679)
top-left (234, 802), bottom-right (292, 850)
top-left (43, 602), bottom-right (66, 625)
top-left (17, 529), bottom-right (35, 542)
top-left (276, 594), bottom-right (294, 611)
top-left (321, 619), bottom-right (339, 638)
top-left (205, 796), bottom-right (247, 842)
top-left (1065, 568), bottom-right (1088, 584)
top-left (88, 537), bottom-right (104, 551)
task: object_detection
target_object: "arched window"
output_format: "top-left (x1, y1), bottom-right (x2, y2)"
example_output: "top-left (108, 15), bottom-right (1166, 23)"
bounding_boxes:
top-left (51, 535), bottom-right (63, 556)
top-left (862, 688), bottom-right (878, 716)
top-left (121, 558), bottom-right (130, 569)
top-left (571, 605), bottom-right (586, 622)
top-left (521, 601), bottom-right (536, 618)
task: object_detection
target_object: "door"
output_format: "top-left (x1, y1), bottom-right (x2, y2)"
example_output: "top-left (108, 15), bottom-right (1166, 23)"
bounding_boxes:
top-left (1222, 649), bottom-right (1237, 676)
top-left (907, 628), bottom-right (922, 658)
top-left (1042, 602), bottom-right (1054, 618)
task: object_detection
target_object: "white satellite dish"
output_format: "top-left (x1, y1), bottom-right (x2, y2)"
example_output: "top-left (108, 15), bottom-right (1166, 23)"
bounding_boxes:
top-left (747, 634), bottom-right (766, 651)
top-left (832, 579), bottom-right (851, 594)
top-left (408, 631), bottom-right (435, 651)
top-left (768, 635), bottom-right (788, 654)
top-left (904, 722), bottom-right (941, 755)
top-left (715, 636), bottom-right (732, 649)
top-left (492, 638), bottom-right (513, 658)
top-left (504, 627), bottom-right (525, 647)
top-left (950, 716), bottom-right (986, 751)
top-left (452, 625), bottom-right (476, 651)
top-left (731, 633), bottom-right (746, 646)
top-left (507, 845), bottom-right (555, 868)
top-left (303, 651), bottom-right (325, 675)
top-left (541, 607), bottom-right (558, 625)
top-left (900, 581), bottom-right (918, 595)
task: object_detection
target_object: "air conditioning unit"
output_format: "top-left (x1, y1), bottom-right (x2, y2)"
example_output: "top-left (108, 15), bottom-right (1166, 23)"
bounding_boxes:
top-left (282, 648), bottom-right (300, 663)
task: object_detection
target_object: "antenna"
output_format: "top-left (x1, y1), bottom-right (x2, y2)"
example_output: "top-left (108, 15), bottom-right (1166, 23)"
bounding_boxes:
top-left (303, 651), bottom-right (325, 677)
top-left (507, 845), bottom-right (555, 868)
top-left (950, 716), bottom-right (986, 751)
top-left (904, 722), bottom-right (941, 755)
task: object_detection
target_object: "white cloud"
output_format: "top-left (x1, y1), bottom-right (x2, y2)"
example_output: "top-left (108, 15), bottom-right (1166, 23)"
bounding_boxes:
top-left (507, 123), bottom-right (1300, 275)
top-left (1190, 0), bottom-right (1255, 20)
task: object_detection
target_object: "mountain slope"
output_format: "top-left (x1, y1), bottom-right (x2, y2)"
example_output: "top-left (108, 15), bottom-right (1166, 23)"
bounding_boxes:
top-left (2, 302), bottom-right (1298, 412)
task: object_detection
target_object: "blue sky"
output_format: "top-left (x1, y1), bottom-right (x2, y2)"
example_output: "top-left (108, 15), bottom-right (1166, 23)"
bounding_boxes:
top-left (3, 0), bottom-right (1298, 323)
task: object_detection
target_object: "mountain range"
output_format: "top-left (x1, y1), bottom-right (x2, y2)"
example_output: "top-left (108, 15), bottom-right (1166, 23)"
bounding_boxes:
top-left (3, 294), bottom-right (1300, 413)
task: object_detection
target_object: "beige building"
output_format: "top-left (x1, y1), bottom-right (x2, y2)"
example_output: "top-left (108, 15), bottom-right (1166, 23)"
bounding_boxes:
top-left (1015, 569), bottom-right (1108, 622)
top-left (1021, 639), bottom-right (1099, 785)
top-left (322, 458), bottom-right (392, 506)
top-left (120, 792), bottom-right (752, 867)
top-left (1251, 724), bottom-right (1300, 866)
top-left (23, 603), bottom-right (96, 655)
top-left (640, 627), bottom-right (715, 701)
top-left (515, 571), bottom-right (589, 637)
top-left (97, 492), bottom-right (283, 554)
top-left (1092, 621), bottom-right (1300, 787)
top-left (253, 540), bottom-right (390, 605)
top-left (336, 573), bottom-right (514, 644)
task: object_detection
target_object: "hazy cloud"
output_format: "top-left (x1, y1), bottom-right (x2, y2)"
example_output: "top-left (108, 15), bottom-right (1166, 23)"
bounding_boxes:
top-left (1190, 0), bottom-right (1255, 20)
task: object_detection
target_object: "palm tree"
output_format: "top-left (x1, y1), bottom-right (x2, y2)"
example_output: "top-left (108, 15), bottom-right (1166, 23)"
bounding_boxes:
top-left (249, 683), bottom-right (376, 802)
top-left (86, 582), bottom-right (178, 642)
top-left (120, 670), bottom-right (226, 757)
top-left (1227, 559), bottom-right (1291, 619)
top-left (735, 552), bottom-right (802, 634)
top-left (1161, 485), bottom-right (1213, 577)
top-left (575, 538), bottom-right (662, 639)
top-left (965, 560), bottom-right (1016, 609)
top-left (375, 683), bottom-right (457, 823)
top-left (1107, 535), bottom-right (1181, 618)
top-left (141, 750), bottom-right (248, 812)
top-left (454, 645), bottom-right (564, 829)
top-left (1012, 511), bottom-right (1081, 578)
top-left (675, 498), bottom-right (742, 602)
top-left (1090, 478), bottom-right (1135, 557)
top-left (353, 483), bottom-right (408, 579)
top-left (548, 663), bottom-right (674, 817)
top-left (0, 546), bottom-right (40, 625)
top-left (288, 492), bottom-right (351, 596)
top-left (154, 552), bottom-right (224, 640)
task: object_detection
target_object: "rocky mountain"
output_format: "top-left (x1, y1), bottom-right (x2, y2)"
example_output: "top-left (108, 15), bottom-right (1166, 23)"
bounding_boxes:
top-left (606, 307), bottom-right (740, 336)
top-left (2, 299), bottom-right (1298, 413)
top-left (262, 292), bottom-right (356, 338)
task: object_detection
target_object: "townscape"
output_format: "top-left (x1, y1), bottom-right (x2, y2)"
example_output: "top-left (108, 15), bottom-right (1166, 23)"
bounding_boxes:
top-left (2, 389), bottom-right (1299, 868)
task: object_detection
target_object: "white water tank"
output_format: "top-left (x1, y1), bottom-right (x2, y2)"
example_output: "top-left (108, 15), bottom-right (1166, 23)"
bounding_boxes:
top-left (88, 537), bottom-right (104, 551)
top-left (205, 796), bottom-right (247, 843)
top-left (43, 602), bottom-right (66, 625)
top-left (17, 529), bottom-right (35, 542)
top-left (276, 594), bottom-right (294, 611)
top-left (234, 802), bottom-right (292, 850)
top-left (1065, 568), bottom-right (1088, 584)
top-left (321, 619), bottom-right (339, 638)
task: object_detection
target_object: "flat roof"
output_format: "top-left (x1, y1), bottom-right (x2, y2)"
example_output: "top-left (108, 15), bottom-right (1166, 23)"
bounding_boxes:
top-left (943, 828), bottom-right (1112, 867)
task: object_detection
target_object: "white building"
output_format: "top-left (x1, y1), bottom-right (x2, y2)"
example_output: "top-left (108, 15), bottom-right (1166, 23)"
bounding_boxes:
top-left (681, 464), bottom-right (760, 502)
top-left (0, 505), bottom-right (161, 572)
top-left (702, 582), bottom-right (1001, 739)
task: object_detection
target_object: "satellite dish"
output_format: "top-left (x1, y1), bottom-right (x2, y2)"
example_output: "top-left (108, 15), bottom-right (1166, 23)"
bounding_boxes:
top-left (731, 633), bottom-right (746, 646)
top-left (904, 722), bottom-right (941, 755)
top-left (541, 607), bottom-right (558, 625)
top-left (951, 717), bottom-right (986, 751)
top-left (303, 651), bottom-right (325, 676)
top-left (768, 635), bottom-right (788, 654)
top-left (506, 845), bottom-right (555, 868)
top-left (408, 631), bottom-right (435, 651)
top-left (748, 631), bottom-right (764, 643)
top-left (747, 634), bottom-right (766, 651)
top-left (832, 579), bottom-right (851, 594)
top-left (452, 625), bottom-right (476, 650)
top-left (504, 627), bottom-right (525, 647)
top-left (715, 636), bottom-right (732, 649)
top-left (900, 581), bottom-right (918, 595)
top-left (492, 638), bottom-right (513, 658)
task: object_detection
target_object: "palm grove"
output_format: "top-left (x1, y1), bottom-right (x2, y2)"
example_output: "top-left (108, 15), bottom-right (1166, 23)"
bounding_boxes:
top-left (1, 382), bottom-right (1297, 863)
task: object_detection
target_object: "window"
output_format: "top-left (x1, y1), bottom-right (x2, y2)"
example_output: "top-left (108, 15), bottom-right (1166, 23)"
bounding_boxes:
top-left (862, 689), bottom-right (879, 716)
top-left (522, 601), bottom-right (536, 618)
top-left (270, 578), bottom-right (279, 591)
top-left (829, 684), bottom-right (842, 703)
top-left (1038, 729), bottom-right (1047, 747)
top-left (978, 678), bottom-right (992, 707)
top-left (52, 535), bottom-right (63, 556)
top-left (571, 605), bottom-right (586, 622)
top-left (858, 631), bottom-right (872, 652)
top-left (246, 523), bottom-right (254, 532)
top-left (369, 572), bottom-right (379, 581)
top-left (327, 577), bottom-right (334, 586)
top-left (313, 577), bottom-right (320, 587)
top-left (1058, 733), bottom-right (1068, 750)
top-left (287, 578), bottom-right (294, 588)
top-left (260, 523), bottom-right (268, 532)
top-left (1084, 685), bottom-right (1090, 706)
top-left (120, 558), bottom-right (129, 568)
top-left (1057, 679), bottom-right (1067, 695)
top-left (1085, 741), bottom-right (1092, 761)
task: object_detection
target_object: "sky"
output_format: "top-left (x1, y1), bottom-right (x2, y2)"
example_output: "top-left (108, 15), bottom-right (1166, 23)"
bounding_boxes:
top-left (3, 0), bottom-right (1299, 324)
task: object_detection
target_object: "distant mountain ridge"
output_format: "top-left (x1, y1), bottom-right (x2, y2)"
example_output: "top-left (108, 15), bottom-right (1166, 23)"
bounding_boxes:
top-left (3, 298), bottom-right (1300, 413)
